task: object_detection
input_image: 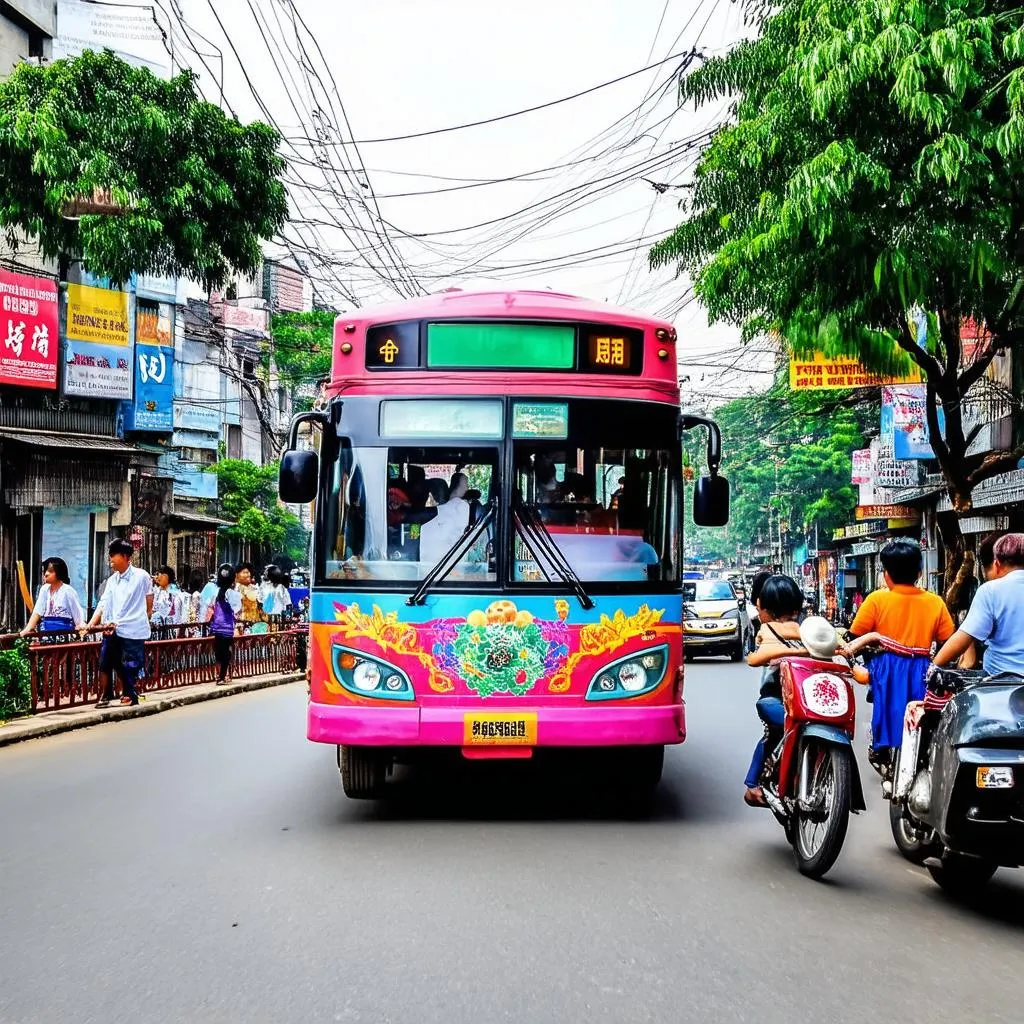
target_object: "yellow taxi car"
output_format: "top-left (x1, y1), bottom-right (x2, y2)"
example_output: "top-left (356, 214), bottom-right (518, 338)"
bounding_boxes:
top-left (682, 578), bottom-right (751, 662)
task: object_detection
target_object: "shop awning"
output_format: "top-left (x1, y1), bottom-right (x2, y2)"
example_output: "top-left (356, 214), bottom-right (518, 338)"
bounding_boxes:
top-left (169, 510), bottom-right (233, 529)
top-left (0, 429), bottom-right (142, 456)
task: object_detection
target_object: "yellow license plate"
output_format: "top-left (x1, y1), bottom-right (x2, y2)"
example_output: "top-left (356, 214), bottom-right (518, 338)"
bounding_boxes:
top-left (463, 712), bottom-right (538, 746)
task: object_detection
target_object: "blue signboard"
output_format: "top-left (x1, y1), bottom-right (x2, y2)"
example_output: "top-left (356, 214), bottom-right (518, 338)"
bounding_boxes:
top-left (122, 300), bottom-right (173, 432)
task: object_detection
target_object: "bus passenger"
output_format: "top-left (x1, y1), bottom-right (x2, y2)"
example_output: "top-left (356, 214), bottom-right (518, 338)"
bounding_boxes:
top-left (419, 473), bottom-right (472, 566)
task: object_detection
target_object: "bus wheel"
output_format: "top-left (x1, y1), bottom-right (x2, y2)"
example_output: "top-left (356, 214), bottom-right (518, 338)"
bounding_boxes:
top-left (626, 745), bottom-right (664, 793)
top-left (338, 745), bottom-right (386, 799)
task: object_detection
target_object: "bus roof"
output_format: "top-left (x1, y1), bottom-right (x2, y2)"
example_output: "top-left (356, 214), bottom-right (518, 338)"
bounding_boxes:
top-left (327, 287), bottom-right (680, 403)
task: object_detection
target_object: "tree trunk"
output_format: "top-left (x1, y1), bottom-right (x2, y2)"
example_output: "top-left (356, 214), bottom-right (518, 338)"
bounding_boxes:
top-left (936, 511), bottom-right (975, 613)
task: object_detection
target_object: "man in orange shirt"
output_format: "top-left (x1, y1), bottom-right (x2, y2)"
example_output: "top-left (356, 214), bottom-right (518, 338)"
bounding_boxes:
top-left (847, 539), bottom-right (954, 758)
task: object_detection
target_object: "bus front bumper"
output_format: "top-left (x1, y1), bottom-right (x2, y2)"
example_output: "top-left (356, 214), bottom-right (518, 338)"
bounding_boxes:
top-left (308, 702), bottom-right (685, 747)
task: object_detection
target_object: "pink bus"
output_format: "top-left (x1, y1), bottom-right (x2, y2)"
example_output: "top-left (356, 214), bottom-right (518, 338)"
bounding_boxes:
top-left (279, 288), bottom-right (728, 799)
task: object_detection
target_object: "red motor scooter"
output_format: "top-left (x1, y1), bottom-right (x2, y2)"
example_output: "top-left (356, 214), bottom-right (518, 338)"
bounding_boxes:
top-left (758, 654), bottom-right (866, 878)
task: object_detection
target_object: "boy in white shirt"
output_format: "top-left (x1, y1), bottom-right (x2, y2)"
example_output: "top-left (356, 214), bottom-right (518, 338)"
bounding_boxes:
top-left (80, 539), bottom-right (154, 707)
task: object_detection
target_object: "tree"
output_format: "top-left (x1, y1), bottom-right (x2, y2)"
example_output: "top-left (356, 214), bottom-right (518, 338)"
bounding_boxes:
top-left (211, 459), bottom-right (308, 564)
top-left (683, 384), bottom-right (874, 561)
top-left (653, 0), bottom-right (1024, 604)
top-left (0, 50), bottom-right (287, 287)
top-left (268, 310), bottom-right (335, 411)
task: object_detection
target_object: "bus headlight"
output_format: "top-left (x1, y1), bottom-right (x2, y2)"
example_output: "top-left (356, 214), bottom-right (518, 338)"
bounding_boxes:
top-left (331, 644), bottom-right (414, 701)
top-left (586, 645), bottom-right (669, 701)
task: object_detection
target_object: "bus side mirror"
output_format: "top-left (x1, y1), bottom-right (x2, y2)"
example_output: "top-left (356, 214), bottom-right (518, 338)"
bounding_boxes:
top-left (693, 474), bottom-right (729, 527)
top-left (279, 449), bottom-right (319, 504)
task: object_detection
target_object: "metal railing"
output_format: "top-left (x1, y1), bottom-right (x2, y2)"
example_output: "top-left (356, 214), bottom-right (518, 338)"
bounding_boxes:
top-left (0, 623), bottom-right (305, 713)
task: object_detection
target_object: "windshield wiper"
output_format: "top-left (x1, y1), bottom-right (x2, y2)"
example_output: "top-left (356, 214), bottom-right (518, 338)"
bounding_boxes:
top-left (512, 494), bottom-right (594, 610)
top-left (407, 501), bottom-right (496, 606)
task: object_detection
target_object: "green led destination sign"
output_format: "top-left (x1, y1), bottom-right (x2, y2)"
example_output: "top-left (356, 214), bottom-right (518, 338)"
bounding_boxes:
top-left (363, 320), bottom-right (644, 373)
top-left (426, 322), bottom-right (575, 370)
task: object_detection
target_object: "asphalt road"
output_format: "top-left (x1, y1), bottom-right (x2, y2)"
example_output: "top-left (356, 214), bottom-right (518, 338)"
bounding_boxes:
top-left (1, 661), bottom-right (1022, 1024)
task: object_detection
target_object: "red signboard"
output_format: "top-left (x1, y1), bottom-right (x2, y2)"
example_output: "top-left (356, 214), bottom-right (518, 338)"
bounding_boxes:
top-left (0, 268), bottom-right (59, 389)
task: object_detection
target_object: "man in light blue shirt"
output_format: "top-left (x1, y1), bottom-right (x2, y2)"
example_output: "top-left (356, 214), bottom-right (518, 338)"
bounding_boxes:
top-left (80, 539), bottom-right (154, 707)
top-left (933, 534), bottom-right (1024, 676)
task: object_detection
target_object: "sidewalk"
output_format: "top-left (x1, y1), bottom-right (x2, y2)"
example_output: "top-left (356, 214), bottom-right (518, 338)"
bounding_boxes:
top-left (0, 672), bottom-right (303, 748)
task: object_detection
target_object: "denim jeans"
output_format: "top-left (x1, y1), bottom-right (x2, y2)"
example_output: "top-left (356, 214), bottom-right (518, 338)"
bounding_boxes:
top-left (99, 635), bottom-right (145, 701)
top-left (744, 696), bottom-right (785, 788)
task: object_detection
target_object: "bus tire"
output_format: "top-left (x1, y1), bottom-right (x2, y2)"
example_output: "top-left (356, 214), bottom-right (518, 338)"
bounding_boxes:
top-left (627, 744), bottom-right (664, 793)
top-left (339, 745), bottom-right (386, 799)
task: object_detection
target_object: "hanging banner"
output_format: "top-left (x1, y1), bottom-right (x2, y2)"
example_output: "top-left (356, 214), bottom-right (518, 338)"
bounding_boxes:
top-left (123, 300), bottom-right (174, 431)
top-left (883, 384), bottom-right (944, 460)
top-left (851, 449), bottom-right (872, 484)
top-left (790, 352), bottom-right (921, 390)
top-left (0, 268), bottom-right (59, 389)
top-left (64, 282), bottom-right (133, 399)
top-left (856, 504), bottom-right (919, 521)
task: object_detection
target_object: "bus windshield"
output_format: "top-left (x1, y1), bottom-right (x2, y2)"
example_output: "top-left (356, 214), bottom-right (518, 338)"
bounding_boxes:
top-left (512, 441), bottom-right (679, 585)
top-left (323, 445), bottom-right (498, 583)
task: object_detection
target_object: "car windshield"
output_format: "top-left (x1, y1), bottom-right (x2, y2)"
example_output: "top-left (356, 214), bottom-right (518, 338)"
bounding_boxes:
top-left (683, 580), bottom-right (735, 602)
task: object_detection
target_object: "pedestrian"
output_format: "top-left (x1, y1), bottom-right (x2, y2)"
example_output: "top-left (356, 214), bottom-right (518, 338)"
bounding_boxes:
top-left (205, 562), bottom-right (242, 684)
top-left (151, 565), bottom-right (181, 636)
top-left (184, 570), bottom-right (206, 626)
top-left (259, 564), bottom-right (292, 628)
top-left (234, 561), bottom-right (263, 627)
top-left (197, 572), bottom-right (219, 625)
top-left (20, 557), bottom-right (86, 637)
top-left (80, 539), bottom-right (153, 708)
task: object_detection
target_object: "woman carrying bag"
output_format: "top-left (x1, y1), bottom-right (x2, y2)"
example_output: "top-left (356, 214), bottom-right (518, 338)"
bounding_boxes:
top-left (205, 563), bottom-right (242, 684)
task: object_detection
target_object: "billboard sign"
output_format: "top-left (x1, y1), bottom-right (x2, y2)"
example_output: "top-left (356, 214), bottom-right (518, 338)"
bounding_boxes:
top-left (124, 300), bottom-right (173, 431)
top-left (790, 352), bottom-right (921, 390)
top-left (63, 282), bottom-right (133, 399)
top-left (883, 384), bottom-right (944, 460)
top-left (851, 449), bottom-right (872, 485)
top-left (53, 0), bottom-right (171, 78)
top-left (0, 268), bottom-right (59, 389)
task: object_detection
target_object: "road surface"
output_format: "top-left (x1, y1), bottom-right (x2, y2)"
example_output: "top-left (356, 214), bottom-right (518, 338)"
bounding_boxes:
top-left (1, 662), bottom-right (1021, 1023)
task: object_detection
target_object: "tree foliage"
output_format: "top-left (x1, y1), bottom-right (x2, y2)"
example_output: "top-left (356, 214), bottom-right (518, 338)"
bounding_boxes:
top-left (653, 0), bottom-right (1024, 599)
top-left (212, 458), bottom-right (307, 563)
top-left (268, 310), bottom-right (334, 410)
top-left (684, 385), bottom-right (874, 560)
top-left (0, 50), bottom-right (288, 287)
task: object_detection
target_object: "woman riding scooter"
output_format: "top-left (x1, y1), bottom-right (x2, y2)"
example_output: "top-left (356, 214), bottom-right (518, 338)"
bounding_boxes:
top-left (891, 533), bottom-right (1024, 896)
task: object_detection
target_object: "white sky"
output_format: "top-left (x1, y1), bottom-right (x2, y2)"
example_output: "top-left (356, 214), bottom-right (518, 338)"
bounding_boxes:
top-left (138, 0), bottom-right (774, 402)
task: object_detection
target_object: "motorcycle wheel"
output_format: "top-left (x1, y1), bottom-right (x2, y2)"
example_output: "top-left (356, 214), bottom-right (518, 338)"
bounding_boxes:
top-left (927, 855), bottom-right (997, 900)
top-left (792, 743), bottom-right (852, 880)
top-left (888, 801), bottom-right (937, 865)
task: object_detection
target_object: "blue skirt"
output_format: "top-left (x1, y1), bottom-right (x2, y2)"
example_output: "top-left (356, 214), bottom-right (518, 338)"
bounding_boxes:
top-left (870, 650), bottom-right (930, 750)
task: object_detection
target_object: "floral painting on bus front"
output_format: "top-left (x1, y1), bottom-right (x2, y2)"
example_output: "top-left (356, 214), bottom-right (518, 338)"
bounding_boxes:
top-left (307, 592), bottom-right (682, 718)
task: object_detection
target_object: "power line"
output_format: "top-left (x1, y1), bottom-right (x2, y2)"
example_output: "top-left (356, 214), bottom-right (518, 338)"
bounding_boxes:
top-left (304, 48), bottom-right (701, 145)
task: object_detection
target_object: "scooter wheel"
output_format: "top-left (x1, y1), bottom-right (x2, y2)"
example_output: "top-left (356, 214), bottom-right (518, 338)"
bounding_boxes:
top-left (927, 854), bottom-right (997, 900)
top-left (889, 801), bottom-right (937, 865)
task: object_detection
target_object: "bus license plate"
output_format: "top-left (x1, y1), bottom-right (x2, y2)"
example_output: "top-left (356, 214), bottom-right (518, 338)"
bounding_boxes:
top-left (464, 712), bottom-right (538, 746)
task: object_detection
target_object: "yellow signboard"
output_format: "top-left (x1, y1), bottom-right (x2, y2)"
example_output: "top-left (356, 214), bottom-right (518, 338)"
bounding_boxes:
top-left (790, 353), bottom-right (921, 390)
top-left (66, 283), bottom-right (130, 347)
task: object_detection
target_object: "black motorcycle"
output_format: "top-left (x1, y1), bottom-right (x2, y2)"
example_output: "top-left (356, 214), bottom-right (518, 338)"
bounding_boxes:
top-left (889, 668), bottom-right (1024, 897)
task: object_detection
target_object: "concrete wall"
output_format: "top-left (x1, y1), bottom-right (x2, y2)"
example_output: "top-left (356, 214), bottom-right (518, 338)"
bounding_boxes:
top-left (7, 0), bottom-right (55, 34)
top-left (0, 15), bottom-right (32, 74)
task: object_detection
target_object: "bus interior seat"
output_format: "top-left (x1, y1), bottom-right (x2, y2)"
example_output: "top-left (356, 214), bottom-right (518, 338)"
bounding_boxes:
top-left (425, 477), bottom-right (449, 506)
